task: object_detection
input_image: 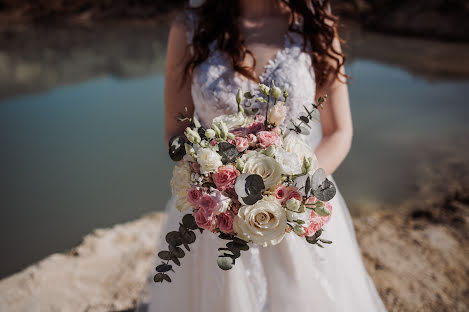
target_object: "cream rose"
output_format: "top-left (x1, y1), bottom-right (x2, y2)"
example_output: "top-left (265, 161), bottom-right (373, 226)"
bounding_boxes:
top-left (197, 147), bottom-right (223, 174)
top-left (283, 131), bottom-right (319, 173)
top-left (242, 153), bottom-right (282, 189)
top-left (233, 196), bottom-right (287, 247)
top-left (170, 161), bottom-right (192, 212)
top-left (212, 112), bottom-right (246, 130)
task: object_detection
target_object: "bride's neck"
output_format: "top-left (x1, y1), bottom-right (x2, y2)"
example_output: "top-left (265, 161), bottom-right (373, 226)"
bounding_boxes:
top-left (239, 0), bottom-right (288, 18)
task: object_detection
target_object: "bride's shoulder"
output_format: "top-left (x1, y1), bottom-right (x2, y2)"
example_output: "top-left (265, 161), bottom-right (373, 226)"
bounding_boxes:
top-left (172, 8), bottom-right (199, 44)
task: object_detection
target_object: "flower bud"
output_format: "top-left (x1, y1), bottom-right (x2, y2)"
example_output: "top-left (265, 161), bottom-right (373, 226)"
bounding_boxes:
top-left (227, 132), bottom-right (236, 140)
top-left (205, 128), bottom-right (216, 139)
top-left (217, 121), bottom-right (229, 140)
top-left (236, 89), bottom-right (242, 106)
top-left (235, 158), bottom-right (245, 172)
top-left (283, 89), bottom-right (288, 101)
top-left (184, 127), bottom-right (201, 144)
top-left (263, 145), bottom-right (276, 157)
top-left (184, 143), bottom-right (196, 158)
top-left (293, 224), bottom-right (306, 236)
top-left (211, 124), bottom-right (221, 136)
top-left (258, 84), bottom-right (270, 96)
top-left (272, 86), bottom-right (282, 99)
top-left (286, 198), bottom-right (301, 212)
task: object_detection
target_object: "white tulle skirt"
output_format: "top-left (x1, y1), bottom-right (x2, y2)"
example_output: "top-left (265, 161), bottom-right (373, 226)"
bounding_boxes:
top-left (138, 176), bottom-right (387, 312)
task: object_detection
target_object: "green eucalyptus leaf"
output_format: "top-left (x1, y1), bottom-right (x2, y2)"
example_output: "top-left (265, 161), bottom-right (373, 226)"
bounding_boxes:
top-left (319, 238), bottom-right (333, 244)
top-left (294, 219), bottom-right (305, 224)
top-left (217, 256), bottom-right (234, 270)
top-left (244, 92), bottom-right (255, 99)
top-left (156, 263), bottom-right (173, 273)
top-left (158, 251), bottom-right (171, 261)
top-left (162, 273), bottom-right (172, 282)
top-left (169, 245), bottom-right (185, 258)
top-left (314, 204), bottom-right (331, 217)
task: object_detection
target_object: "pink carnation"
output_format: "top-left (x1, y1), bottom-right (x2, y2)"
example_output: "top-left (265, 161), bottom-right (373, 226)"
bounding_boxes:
top-left (303, 197), bottom-right (333, 236)
top-left (257, 130), bottom-right (282, 148)
top-left (235, 136), bottom-right (249, 152)
top-left (213, 165), bottom-right (240, 191)
top-left (187, 186), bottom-right (203, 206)
top-left (217, 211), bottom-right (235, 234)
top-left (194, 208), bottom-right (218, 232)
top-left (282, 186), bottom-right (302, 205)
top-left (246, 133), bottom-right (257, 147)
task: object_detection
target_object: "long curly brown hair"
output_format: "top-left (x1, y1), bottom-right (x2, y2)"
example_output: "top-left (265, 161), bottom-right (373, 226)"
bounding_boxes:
top-left (182, 0), bottom-right (347, 88)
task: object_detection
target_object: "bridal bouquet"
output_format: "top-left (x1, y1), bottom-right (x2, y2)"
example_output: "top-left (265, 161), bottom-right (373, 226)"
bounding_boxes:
top-left (154, 82), bottom-right (336, 283)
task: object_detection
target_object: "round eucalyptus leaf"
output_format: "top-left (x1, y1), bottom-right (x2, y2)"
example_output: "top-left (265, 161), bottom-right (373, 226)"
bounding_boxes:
top-left (158, 251), bottom-right (172, 261)
top-left (168, 135), bottom-right (188, 161)
top-left (197, 127), bottom-right (207, 140)
top-left (294, 174), bottom-right (312, 197)
top-left (156, 263), bottom-right (173, 273)
top-left (217, 256), bottom-right (234, 270)
top-left (235, 174), bottom-right (265, 205)
top-left (169, 245), bottom-right (185, 258)
top-left (231, 237), bottom-right (249, 245)
top-left (182, 214), bottom-right (198, 230)
top-left (153, 273), bottom-right (165, 283)
top-left (227, 241), bottom-right (249, 251)
top-left (170, 254), bottom-right (181, 266)
top-left (311, 168), bottom-right (326, 190)
top-left (313, 179), bottom-right (336, 201)
top-left (180, 230), bottom-right (196, 244)
top-left (218, 142), bottom-right (239, 164)
top-left (166, 231), bottom-right (183, 246)
top-left (162, 273), bottom-right (172, 283)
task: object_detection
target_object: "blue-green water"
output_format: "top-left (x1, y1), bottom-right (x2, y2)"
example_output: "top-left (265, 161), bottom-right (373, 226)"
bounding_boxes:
top-left (1, 33), bottom-right (469, 279)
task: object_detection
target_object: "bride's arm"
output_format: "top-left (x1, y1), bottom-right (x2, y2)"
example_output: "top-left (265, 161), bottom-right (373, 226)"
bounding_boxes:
top-left (164, 19), bottom-right (195, 145)
top-left (314, 32), bottom-right (353, 176)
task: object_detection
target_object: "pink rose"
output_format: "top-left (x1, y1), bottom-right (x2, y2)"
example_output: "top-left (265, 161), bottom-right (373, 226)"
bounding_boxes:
top-left (235, 136), bottom-right (249, 152)
top-left (198, 193), bottom-right (220, 215)
top-left (187, 186), bottom-right (203, 206)
top-left (213, 165), bottom-right (240, 191)
top-left (217, 211), bottom-right (235, 234)
top-left (246, 133), bottom-right (257, 147)
top-left (194, 208), bottom-right (218, 232)
top-left (248, 115), bottom-right (265, 134)
top-left (274, 185), bottom-right (287, 201)
top-left (256, 130), bottom-right (282, 148)
top-left (282, 186), bottom-right (302, 205)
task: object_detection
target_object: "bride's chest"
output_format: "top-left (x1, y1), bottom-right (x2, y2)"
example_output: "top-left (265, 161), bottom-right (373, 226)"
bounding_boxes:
top-left (190, 35), bottom-right (317, 127)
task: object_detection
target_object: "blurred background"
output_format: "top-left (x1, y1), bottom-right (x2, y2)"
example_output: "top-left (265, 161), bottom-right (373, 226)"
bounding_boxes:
top-left (0, 0), bottom-right (468, 305)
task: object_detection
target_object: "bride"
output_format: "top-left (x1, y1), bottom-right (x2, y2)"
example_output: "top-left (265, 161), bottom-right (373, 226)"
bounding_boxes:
top-left (139, 0), bottom-right (387, 311)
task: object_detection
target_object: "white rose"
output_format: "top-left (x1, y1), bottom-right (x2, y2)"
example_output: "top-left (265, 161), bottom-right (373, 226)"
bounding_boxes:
top-left (267, 102), bottom-right (287, 126)
top-left (170, 161), bottom-right (192, 212)
top-left (243, 153), bottom-right (282, 189)
top-left (283, 131), bottom-right (319, 173)
top-left (212, 112), bottom-right (246, 130)
top-left (233, 196), bottom-right (287, 247)
top-left (274, 147), bottom-right (302, 175)
top-left (197, 147), bottom-right (223, 174)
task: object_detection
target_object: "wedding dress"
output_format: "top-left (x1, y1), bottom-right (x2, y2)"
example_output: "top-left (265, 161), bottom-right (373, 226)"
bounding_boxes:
top-left (137, 9), bottom-right (387, 312)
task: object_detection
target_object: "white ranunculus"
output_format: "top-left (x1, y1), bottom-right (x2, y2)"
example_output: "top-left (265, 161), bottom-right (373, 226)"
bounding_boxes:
top-left (212, 112), bottom-right (246, 130)
top-left (170, 161), bottom-right (192, 212)
top-left (243, 153), bottom-right (282, 189)
top-left (283, 131), bottom-right (319, 173)
top-left (274, 147), bottom-right (302, 175)
top-left (197, 147), bottom-right (223, 174)
top-left (233, 196), bottom-right (287, 247)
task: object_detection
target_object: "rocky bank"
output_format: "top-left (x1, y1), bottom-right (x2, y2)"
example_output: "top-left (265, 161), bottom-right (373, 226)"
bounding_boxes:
top-left (0, 188), bottom-right (468, 311)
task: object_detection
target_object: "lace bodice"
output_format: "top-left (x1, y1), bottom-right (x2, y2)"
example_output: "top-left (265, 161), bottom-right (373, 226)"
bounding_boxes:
top-left (181, 9), bottom-right (323, 149)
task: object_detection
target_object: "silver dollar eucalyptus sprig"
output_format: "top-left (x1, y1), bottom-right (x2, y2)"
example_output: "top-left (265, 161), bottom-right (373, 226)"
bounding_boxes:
top-left (154, 214), bottom-right (201, 283)
top-left (289, 95), bottom-right (328, 135)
